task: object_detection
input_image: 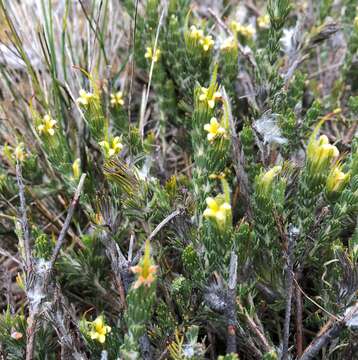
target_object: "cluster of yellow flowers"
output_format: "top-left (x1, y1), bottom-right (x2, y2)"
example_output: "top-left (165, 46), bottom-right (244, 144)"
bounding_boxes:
top-left (326, 165), bottom-right (350, 195)
top-left (88, 316), bottom-right (111, 344)
top-left (145, 47), bottom-right (161, 63)
top-left (257, 166), bottom-right (282, 195)
top-left (37, 114), bottom-right (57, 136)
top-left (203, 196), bottom-right (231, 226)
top-left (4, 142), bottom-right (27, 163)
top-left (307, 134), bottom-right (339, 172)
top-left (204, 117), bottom-right (226, 141)
top-left (99, 136), bottom-right (123, 158)
top-left (230, 21), bottom-right (256, 38)
top-left (199, 86), bottom-right (221, 109)
top-left (110, 91), bottom-right (124, 107)
top-left (257, 14), bottom-right (270, 29)
top-left (189, 25), bottom-right (214, 52)
top-left (77, 89), bottom-right (98, 107)
top-left (131, 240), bottom-right (157, 289)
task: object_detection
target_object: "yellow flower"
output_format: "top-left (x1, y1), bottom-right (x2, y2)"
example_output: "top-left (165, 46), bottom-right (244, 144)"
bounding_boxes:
top-left (72, 158), bottom-right (81, 179)
top-left (77, 89), bottom-right (96, 107)
top-left (204, 117), bottom-right (226, 141)
top-left (307, 133), bottom-right (339, 172)
top-left (203, 196), bottom-right (231, 224)
top-left (131, 239), bottom-right (157, 289)
top-left (14, 143), bottom-right (26, 162)
top-left (354, 15), bottom-right (358, 30)
top-left (230, 21), bottom-right (255, 38)
top-left (189, 25), bottom-right (204, 40)
top-left (220, 36), bottom-right (236, 51)
top-left (37, 114), bottom-right (57, 136)
top-left (257, 14), bottom-right (270, 29)
top-left (199, 87), bottom-right (221, 109)
top-left (199, 35), bottom-right (214, 51)
top-left (326, 165), bottom-right (350, 195)
top-left (110, 91), bottom-right (124, 107)
top-left (259, 166), bottom-right (282, 193)
top-left (89, 316), bottom-right (111, 344)
top-left (145, 47), bottom-right (161, 63)
top-left (99, 136), bottom-right (123, 158)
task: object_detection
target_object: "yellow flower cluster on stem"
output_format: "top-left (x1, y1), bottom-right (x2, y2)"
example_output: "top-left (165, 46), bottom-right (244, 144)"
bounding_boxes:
top-left (203, 195), bottom-right (231, 226)
top-left (37, 114), bottom-right (57, 136)
top-left (99, 136), bottom-right (123, 158)
top-left (257, 166), bottom-right (282, 195)
top-left (326, 165), bottom-right (350, 196)
top-left (199, 86), bottom-right (221, 109)
top-left (14, 143), bottom-right (26, 162)
top-left (110, 91), bottom-right (124, 107)
top-left (204, 117), bottom-right (226, 141)
top-left (89, 316), bottom-right (111, 344)
top-left (257, 14), bottom-right (270, 29)
top-left (307, 134), bottom-right (339, 173)
top-left (230, 21), bottom-right (255, 38)
top-left (145, 47), bottom-right (161, 63)
top-left (189, 25), bottom-right (214, 52)
top-left (77, 89), bottom-right (98, 107)
top-left (131, 239), bottom-right (157, 289)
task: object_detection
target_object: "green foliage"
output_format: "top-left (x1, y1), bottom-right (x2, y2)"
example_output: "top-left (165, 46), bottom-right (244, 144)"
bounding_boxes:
top-left (0, 1), bottom-right (357, 359)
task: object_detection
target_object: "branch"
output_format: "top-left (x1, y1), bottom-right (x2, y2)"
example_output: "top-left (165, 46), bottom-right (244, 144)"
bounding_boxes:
top-left (226, 251), bottom-right (238, 354)
top-left (15, 161), bottom-right (32, 270)
top-left (299, 302), bottom-right (358, 360)
top-left (50, 173), bottom-right (86, 267)
top-left (282, 226), bottom-right (297, 360)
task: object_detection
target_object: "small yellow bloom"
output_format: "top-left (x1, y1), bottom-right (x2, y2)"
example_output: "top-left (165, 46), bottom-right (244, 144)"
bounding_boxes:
top-left (89, 316), bottom-right (111, 344)
top-left (145, 47), bottom-right (161, 63)
top-left (199, 87), bottom-right (221, 109)
top-left (220, 36), bottom-right (236, 51)
top-left (199, 35), bottom-right (214, 52)
top-left (259, 166), bottom-right (282, 193)
top-left (326, 165), bottom-right (350, 194)
top-left (77, 89), bottom-right (96, 107)
top-left (131, 240), bottom-right (157, 289)
top-left (37, 114), bottom-right (57, 136)
top-left (257, 14), bottom-right (270, 29)
top-left (203, 196), bottom-right (231, 224)
top-left (230, 21), bottom-right (255, 38)
top-left (308, 135), bottom-right (339, 171)
top-left (204, 117), bottom-right (226, 141)
top-left (72, 158), bottom-right (81, 179)
top-left (14, 143), bottom-right (27, 162)
top-left (189, 25), bottom-right (204, 40)
top-left (110, 91), bottom-right (124, 107)
top-left (99, 136), bottom-right (123, 158)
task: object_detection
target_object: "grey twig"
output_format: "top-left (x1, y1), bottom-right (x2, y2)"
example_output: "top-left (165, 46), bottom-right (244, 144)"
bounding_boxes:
top-left (25, 174), bottom-right (86, 360)
top-left (133, 208), bottom-right (183, 264)
top-left (236, 298), bottom-right (272, 354)
top-left (226, 251), bottom-right (238, 354)
top-left (282, 227), bottom-right (297, 360)
top-left (50, 173), bottom-right (86, 267)
top-left (15, 161), bottom-right (32, 270)
top-left (299, 302), bottom-right (358, 360)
